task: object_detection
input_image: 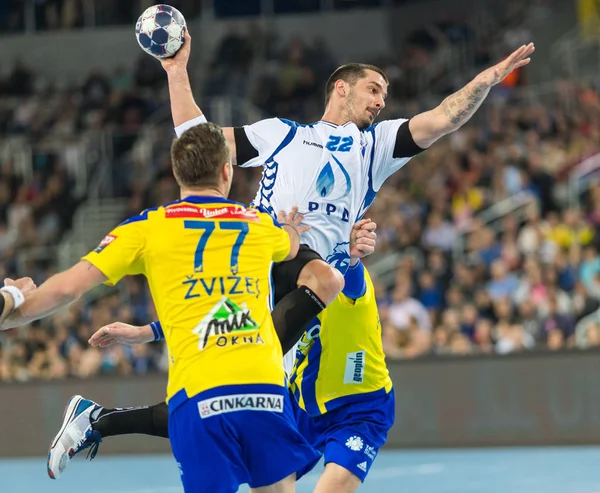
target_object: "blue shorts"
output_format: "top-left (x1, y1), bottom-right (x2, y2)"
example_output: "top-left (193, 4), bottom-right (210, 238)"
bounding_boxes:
top-left (293, 389), bottom-right (395, 482)
top-left (169, 384), bottom-right (321, 493)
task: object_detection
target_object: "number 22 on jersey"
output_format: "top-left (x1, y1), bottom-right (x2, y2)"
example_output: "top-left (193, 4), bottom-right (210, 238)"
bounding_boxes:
top-left (326, 135), bottom-right (354, 152)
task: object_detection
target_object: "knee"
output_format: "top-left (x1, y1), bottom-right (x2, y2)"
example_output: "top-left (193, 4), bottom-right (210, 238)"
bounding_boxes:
top-left (299, 261), bottom-right (344, 305)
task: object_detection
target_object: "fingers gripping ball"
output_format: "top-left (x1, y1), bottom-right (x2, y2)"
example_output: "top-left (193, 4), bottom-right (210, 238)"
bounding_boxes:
top-left (135, 4), bottom-right (186, 59)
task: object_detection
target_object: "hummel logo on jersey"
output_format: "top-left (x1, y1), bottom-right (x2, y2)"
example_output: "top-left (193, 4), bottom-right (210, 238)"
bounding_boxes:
top-left (303, 140), bottom-right (323, 149)
top-left (198, 393), bottom-right (283, 418)
top-left (357, 461), bottom-right (368, 472)
top-left (345, 436), bottom-right (364, 452)
top-left (193, 297), bottom-right (259, 349)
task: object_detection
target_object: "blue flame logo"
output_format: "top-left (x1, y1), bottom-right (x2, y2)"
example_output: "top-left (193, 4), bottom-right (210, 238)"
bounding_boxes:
top-left (317, 162), bottom-right (335, 198)
top-left (315, 155), bottom-right (351, 200)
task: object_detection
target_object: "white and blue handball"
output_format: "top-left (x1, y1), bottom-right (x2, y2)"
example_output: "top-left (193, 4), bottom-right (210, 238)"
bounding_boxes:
top-left (135, 4), bottom-right (186, 59)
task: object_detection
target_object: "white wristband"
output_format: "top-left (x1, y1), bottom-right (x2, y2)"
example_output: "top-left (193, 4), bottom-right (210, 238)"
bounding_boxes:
top-left (1, 286), bottom-right (25, 309)
top-left (175, 115), bottom-right (208, 137)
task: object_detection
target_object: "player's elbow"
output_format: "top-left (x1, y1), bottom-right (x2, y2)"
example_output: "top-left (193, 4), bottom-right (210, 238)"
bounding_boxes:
top-left (54, 283), bottom-right (82, 305)
top-left (51, 269), bottom-right (91, 304)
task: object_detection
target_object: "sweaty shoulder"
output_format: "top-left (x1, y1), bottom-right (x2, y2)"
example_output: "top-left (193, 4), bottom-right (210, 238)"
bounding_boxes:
top-left (236, 118), bottom-right (301, 167)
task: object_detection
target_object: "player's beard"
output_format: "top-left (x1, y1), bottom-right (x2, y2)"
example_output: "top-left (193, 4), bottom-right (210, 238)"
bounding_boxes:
top-left (344, 91), bottom-right (371, 130)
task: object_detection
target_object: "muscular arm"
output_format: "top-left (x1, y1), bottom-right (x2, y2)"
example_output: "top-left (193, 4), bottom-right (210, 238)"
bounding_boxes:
top-left (166, 66), bottom-right (238, 161)
top-left (281, 225), bottom-right (300, 261)
top-left (409, 79), bottom-right (490, 148)
top-left (162, 32), bottom-right (238, 161)
top-left (2, 261), bottom-right (107, 329)
top-left (408, 43), bottom-right (534, 149)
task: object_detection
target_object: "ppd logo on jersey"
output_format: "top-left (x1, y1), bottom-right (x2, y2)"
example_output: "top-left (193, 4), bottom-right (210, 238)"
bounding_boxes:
top-left (198, 394), bottom-right (284, 418)
top-left (310, 155), bottom-right (351, 223)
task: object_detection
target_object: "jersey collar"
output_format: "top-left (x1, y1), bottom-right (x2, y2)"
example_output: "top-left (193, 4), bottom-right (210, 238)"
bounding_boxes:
top-left (318, 120), bottom-right (354, 128)
top-left (172, 196), bottom-right (247, 207)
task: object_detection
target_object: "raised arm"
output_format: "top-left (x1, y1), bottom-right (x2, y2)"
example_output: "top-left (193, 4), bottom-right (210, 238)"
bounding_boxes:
top-left (160, 31), bottom-right (237, 159)
top-left (408, 43), bottom-right (535, 149)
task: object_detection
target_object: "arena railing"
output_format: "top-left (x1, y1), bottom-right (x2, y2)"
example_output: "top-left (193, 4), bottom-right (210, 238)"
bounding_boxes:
top-left (452, 191), bottom-right (539, 263)
top-left (568, 152), bottom-right (600, 208)
top-left (0, 136), bottom-right (32, 183)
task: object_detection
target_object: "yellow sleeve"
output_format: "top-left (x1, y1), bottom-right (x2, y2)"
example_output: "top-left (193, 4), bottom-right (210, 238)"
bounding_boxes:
top-left (257, 211), bottom-right (290, 262)
top-left (82, 220), bottom-right (146, 286)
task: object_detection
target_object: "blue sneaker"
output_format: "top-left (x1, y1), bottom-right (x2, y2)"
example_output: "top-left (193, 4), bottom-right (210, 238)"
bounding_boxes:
top-left (47, 395), bottom-right (103, 479)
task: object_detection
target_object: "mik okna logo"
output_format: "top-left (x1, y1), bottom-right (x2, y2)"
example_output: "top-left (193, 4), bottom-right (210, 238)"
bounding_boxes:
top-left (194, 297), bottom-right (261, 349)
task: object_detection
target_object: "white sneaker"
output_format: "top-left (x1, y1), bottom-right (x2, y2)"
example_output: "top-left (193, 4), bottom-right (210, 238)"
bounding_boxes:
top-left (47, 395), bottom-right (102, 479)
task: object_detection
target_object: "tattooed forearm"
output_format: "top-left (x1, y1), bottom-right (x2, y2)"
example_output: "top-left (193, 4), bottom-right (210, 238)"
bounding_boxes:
top-left (440, 80), bottom-right (490, 128)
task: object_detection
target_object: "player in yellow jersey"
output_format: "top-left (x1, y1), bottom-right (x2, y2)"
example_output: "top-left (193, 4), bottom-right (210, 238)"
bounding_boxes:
top-left (289, 259), bottom-right (393, 493)
top-left (1, 123), bottom-right (321, 493)
top-left (44, 221), bottom-right (384, 493)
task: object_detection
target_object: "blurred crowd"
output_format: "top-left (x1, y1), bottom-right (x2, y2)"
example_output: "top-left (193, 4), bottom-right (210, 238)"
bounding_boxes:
top-left (0, 0), bottom-right (489, 32)
top-left (2, 0), bottom-right (600, 383)
top-left (371, 84), bottom-right (600, 359)
top-left (0, 280), bottom-right (165, 382)
top-left (0, 0), bottom-right (201, 31)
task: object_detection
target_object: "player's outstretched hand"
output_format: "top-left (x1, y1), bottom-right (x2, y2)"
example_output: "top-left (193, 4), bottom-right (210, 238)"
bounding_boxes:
top-left (160, 29), bottom-right (192, 73)
top-left (350, 219), bottom-right (377, 260)
top-left (4, 277), bottom-right (36, 294)
top-left (476, 43), bottom-right (535, 88)
top-left (278, 206), bottom-right (311, 237)
top-left (88, 322), bottom-right (155, 348)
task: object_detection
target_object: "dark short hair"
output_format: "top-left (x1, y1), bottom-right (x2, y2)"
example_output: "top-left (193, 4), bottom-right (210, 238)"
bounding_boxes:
top-left (324, 63), bottom-right (389, 105)
top-left (170, 123), bottom-right (230, 189)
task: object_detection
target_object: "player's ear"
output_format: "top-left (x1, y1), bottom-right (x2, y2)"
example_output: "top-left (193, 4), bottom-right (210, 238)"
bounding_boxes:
top-left (334, 79), bottom-right (347, 98)
top-left (222, 161), bottom-right (233, 184)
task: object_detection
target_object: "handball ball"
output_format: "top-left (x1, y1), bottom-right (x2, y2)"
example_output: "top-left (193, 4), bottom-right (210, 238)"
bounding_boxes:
top-left (135, 4), bottom-right (186, 59)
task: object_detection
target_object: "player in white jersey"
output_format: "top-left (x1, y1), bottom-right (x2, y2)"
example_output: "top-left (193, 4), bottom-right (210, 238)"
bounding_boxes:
top-left (46, 30), bottom-right (534, 490)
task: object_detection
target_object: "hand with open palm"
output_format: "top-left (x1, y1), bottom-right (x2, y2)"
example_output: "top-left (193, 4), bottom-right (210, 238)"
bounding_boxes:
top-left (476, 43), bottom-right (535, 88)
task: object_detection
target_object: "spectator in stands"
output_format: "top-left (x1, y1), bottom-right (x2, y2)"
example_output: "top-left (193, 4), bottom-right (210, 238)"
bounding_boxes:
top-left (579, 245), bottom-right (600, 299)
top-left (388, 279), bottom-right (432, 334)
top-left (487, 259), bottom-right (519, 302)
top-left (2, 7), bottom-right (600, 373)
top-left (422, 211), bottom-right (456, 252)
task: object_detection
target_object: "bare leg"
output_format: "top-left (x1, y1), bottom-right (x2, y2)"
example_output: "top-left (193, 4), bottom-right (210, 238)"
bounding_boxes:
top-left (313, 463), bottom-right (361, 493)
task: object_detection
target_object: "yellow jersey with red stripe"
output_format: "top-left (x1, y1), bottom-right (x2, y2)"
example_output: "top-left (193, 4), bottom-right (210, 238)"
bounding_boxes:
top-left (289, 267), bottom-right (393, 416)
top-left (83, 196), bottom-right (290, 404)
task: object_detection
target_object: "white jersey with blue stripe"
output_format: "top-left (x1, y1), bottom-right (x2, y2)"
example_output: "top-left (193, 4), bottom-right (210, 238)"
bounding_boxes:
top-left (239, 118), bottom-right (413, 272)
